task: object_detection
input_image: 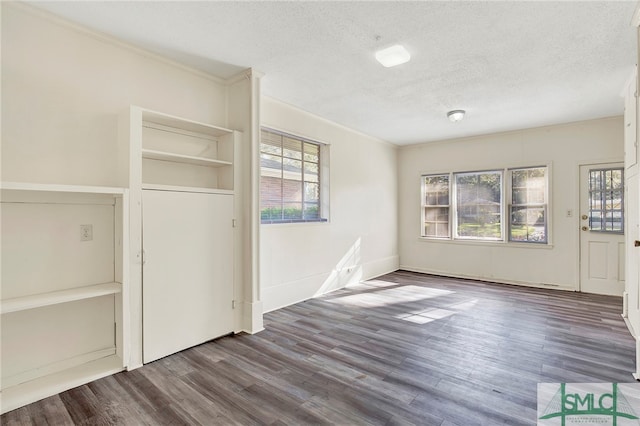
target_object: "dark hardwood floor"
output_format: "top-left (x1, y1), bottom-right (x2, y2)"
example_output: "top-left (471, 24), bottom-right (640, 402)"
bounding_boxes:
top-left (2, 270), bottom-right (636, 425)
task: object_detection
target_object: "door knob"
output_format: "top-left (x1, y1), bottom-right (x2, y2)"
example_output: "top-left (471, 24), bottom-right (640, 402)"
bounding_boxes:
top-left (581, 214), bottom-right (588, 220)
top-left (635, 240), bottom-right (640, 247)
top-left (581, 226), bottom-right (589, 231)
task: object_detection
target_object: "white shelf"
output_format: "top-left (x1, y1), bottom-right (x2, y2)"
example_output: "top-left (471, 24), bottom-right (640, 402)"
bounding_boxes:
top-left (141, 149), bottom-right (232, 167)
top-left (141, 183), bottom-right (234, 195)
top-left (1, 354), bottom-right (124, 414)
top-left (141, 108), bottom-right (233, 137)
top-left (1, 282), bottom-right (122, 314)
top-left (0, 181), bottom-right (129, 413)
top-left (1, 182), bottom-right (125, 195)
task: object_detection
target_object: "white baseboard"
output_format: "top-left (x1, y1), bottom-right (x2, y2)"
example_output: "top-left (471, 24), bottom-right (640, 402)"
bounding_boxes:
top-left (1, 354), bottom-right (123, 414)
top-left (399, 265), bottom-right (576, 292)
top-left (236, 300), bottom-right (264, 334)
top-left (2, 347), bottom-right (116, 389)
top-left (262, 255), bottom-right (399, 313)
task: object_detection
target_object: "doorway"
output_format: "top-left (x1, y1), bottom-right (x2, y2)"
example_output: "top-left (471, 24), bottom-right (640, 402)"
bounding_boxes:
top-left (579, 163), bottom-right (625, 296)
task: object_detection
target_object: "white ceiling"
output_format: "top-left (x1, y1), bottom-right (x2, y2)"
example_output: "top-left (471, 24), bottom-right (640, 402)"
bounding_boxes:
top-left (30, 1), bottom-right (638, 146)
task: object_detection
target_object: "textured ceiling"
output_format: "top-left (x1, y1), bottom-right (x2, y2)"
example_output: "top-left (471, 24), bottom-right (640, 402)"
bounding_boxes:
top-left (29, 1), bottom-right (638, 145)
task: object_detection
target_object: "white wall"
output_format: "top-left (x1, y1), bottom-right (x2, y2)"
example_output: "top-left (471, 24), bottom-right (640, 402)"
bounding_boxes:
top-left (1, 3), bottom-right (260, 370)
top-left (260, 97), bottom-right (399, 312)
top-left (2, 3), bottom-right (228, 187)
top-left (399, 117), bottom-right (624, 290)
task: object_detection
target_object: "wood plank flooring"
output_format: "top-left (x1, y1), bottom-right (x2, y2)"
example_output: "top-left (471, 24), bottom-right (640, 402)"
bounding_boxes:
top-left (2, 270), bottom-right (636, 425)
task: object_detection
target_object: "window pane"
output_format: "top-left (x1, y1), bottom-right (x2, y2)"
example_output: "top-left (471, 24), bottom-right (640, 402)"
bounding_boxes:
top-left (424, 207), bottom-right (449, 238)
top-left (283, 159), bottom-right (302, 203)
top-left (261, 200), bottom-right (282, 222)
top-left (528, 189), bottom-right (545, 204)
top-left (605, 210), bottom-right (623, 232)
top-left (260, 154), bottom-right (282, 178)
top-left (260, 176), bottom-right (282, 200)
top-left (304, 202), bottom-right (320, 220)
top-left (423, 175), bottom-right (450, 238)
top-left (283, 179), bottom-right (302, 203)
top-left (510, 206), bottom-right (546, 243)
top-left (424, 207), bottom-right (449, 223)
top-left (513, 188), bottom-right (527, 205)
top-left (588, 168), bottom-right (624, 233)
top-left (455, 172), bottom-right (502, 239)
top-left (283, 137), bottom-right (302, 160)
top-left (304, 182), bottom-right (319, 202)
top-left (303, 142), bottom-right (319, 163)
top-left (607, 170), bottom-right (623, 190)
top-left (509, 167), bottom-right (547, 243)
top-left (282, 202), bottom-right (303, 220)
top-left (260, 130), bottom-right (282, 155)
top-left (304, 162), bottom-right (319, 183)
top-left (424, 175), bottom-right (449, 203)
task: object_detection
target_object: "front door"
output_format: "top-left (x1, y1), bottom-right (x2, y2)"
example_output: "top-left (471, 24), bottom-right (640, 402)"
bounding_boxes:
top-left (579, 163), bottom-right (625, 296)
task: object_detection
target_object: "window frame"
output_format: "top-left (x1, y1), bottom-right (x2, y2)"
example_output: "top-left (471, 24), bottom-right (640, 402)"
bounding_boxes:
top-left (420, 164), bottom-right (551, 245)
top-left (421, 174), bottom-right (451, 239)
top-left (260, 127), bottom-right (329, 225)
top-left (453, 169), bottom-right (504, 241)
top-left (507, 166), bottom-right (549, 244)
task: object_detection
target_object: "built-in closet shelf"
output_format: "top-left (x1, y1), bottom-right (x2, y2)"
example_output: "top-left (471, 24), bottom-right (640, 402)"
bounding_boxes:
top-left (141, 183), bottom-right (234, 195)
top-left (1, 354), bottom-right (124, 414)
top-left (1, 181), bottom-right (128, 413)
top-left (1, 282), bottom-right (122, 314)
top-left (141, 149), bottom-right (232, 167)
top-left (142, 110), bottom-right (233, 137)
top-left (1, 181), bottom-right (125, 195)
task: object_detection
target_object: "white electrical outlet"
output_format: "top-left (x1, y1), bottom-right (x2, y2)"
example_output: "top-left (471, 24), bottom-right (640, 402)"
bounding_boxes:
top-left (80, 224), bottom-right (93, 241)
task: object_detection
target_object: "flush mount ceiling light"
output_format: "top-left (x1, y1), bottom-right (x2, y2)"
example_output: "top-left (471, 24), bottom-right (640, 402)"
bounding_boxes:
top-left (375, 44), bottom-right (411, 68)
top-left (447, 110), bottom-right (465, 122)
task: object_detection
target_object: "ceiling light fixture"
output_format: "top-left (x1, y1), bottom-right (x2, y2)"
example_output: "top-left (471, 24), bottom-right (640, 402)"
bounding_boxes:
top-left (447, 110), bottom-right (465, 122)
top-left (375, 44), bottom-right (411, 68)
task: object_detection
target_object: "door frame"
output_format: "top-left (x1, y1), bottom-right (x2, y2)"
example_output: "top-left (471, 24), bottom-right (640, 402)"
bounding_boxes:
top-left (577, 160), bottom-right (625, 295)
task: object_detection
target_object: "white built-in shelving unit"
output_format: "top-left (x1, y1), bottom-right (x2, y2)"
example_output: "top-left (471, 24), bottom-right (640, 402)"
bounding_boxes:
top-left (124, 106), bottom-right (237, 366)
top-left (0, 182), bottom-right (129, 414)
top-left (132, 107), bottom-right (236, 194)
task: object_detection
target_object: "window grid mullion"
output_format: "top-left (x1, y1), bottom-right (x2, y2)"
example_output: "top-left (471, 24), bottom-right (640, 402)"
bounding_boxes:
top-left (424, 167), bottom-right (548, 243)
top-left (260, 128), bottom-right (325, 224)
top-left (301, 145), bottom-right (306, 220)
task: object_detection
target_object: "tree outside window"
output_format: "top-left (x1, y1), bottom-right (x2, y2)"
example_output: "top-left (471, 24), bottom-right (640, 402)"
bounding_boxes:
top-left (455, 171), bottom-right (502, 240)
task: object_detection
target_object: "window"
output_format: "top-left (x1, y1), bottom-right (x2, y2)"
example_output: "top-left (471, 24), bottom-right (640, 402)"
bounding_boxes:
top-left (421, 165), bottom-right (549, 244)
top-left (509, 167), bottom-right (547, 243)
top-left (588, 168), bottom-right (624, 233)
top-left (455, 171), bottom-right (502, 240)
top-left (260, 128), bottom-right (327, 223)
top-left (422, 175), bottom-right (450, 238)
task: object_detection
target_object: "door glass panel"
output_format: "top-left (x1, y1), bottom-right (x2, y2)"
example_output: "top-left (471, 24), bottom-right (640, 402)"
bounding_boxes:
top-left (588, 168), bottom-right (624, 233)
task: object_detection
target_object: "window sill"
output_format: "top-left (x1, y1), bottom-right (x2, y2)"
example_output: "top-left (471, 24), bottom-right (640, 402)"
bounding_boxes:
top-left (417, 237), bottom-right (554, 249)
top-left (261, 218), bottom-right (329, 226)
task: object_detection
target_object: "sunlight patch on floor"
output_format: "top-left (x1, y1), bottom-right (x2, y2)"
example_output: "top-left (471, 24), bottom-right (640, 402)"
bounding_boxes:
top-left (395, 298), bottom-right (479, 324)
top-left (327, 284), bottom-right (453, 308)
top-left (396, 308), bottom-right (456, 324)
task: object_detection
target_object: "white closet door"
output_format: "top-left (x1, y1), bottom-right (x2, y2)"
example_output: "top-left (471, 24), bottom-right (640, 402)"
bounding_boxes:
top-left (142, 190), bottom-right (234, 363)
